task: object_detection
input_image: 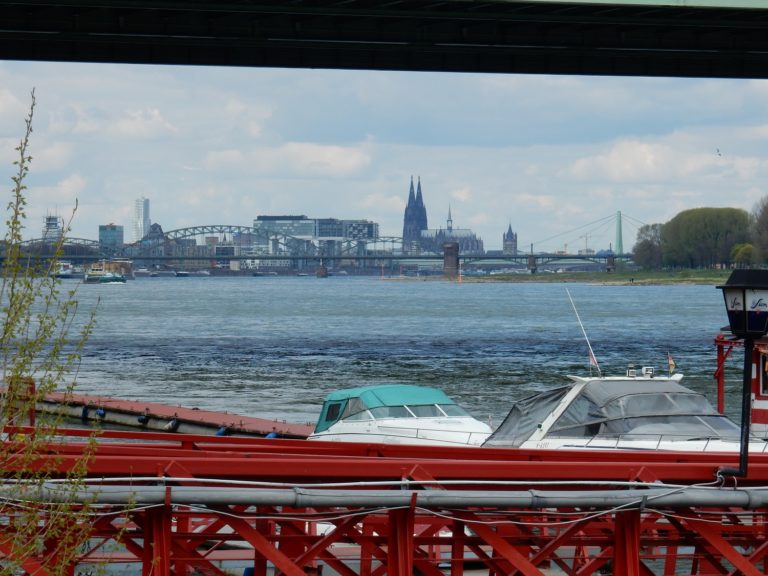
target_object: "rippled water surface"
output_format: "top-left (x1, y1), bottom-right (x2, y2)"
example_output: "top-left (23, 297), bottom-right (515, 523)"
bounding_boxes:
top-left (68, 276), bottom-right (738, 426)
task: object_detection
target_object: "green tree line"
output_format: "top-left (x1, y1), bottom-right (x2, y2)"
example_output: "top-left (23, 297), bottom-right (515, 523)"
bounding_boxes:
top-left (631, 203), bottom-right (768, 269)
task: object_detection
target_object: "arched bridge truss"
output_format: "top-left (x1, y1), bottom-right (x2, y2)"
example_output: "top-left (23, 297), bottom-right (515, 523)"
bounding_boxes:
top-left (121, 225), bottom-right (407, 263)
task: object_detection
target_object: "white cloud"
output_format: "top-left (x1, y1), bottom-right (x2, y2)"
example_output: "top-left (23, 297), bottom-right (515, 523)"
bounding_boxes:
top-left (33, 141), bottom-right (73, 171)
top-left (511, 193), bottom-right (557, 209)
top-left (358, 193), bottom-right (404, 214)
top-left (110, 108), bottom-right (176, 138)
top-left (223, 98), bottom-right (271, 138)
top-left (204, 149), bottom-right (244, 170)
top-left (24, 174), bottom-right (86, 230)
top-left (469, 212), bottom-right (489, 227)
top-left (0, 88), bottom-right (26, 132)
top-left (204, 142), bottom-right (370, 177)
top-left (277, 143), bottom-right (370, 176)
top-left (451, 187), bottom-right (473, 202)
top-left (570, 139), bottom-right (672, 181)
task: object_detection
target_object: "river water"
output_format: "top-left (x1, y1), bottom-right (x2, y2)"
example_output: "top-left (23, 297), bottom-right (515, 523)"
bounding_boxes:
top-left (67, 276), bottom-right (739, 428)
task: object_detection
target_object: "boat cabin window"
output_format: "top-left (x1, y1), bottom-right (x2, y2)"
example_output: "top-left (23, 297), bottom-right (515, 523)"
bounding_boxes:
top-left (408, 404), bottom-right (443, 417)
top-left (369, 406), bottom-right (411, 418)
top-left (341, 397), bottom-right (367, 419)
top-left (342, 410), bottom-right (372, 421)
top-left (324, 402), bottom-right (344, 423)
top-left (604, 392), bottom-right (713, 419)
top-left (439, 404), bottom-right (470, 417)
top-left (549, 396), bottom-right (603, 437)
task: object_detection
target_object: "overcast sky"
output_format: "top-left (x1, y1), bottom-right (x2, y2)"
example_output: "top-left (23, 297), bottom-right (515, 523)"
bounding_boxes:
top-left (1, 61), bottom-right (767, 252)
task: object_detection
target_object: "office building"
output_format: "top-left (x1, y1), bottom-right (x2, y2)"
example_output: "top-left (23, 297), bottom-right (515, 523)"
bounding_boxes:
top-left (133, 197), bottom-right (151, 242)
top-left (99, 223), bottom-right (124, 251)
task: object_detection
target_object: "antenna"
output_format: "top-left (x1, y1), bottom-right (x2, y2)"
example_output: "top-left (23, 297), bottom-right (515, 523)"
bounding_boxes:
top-left (566, 288), bottom-right (601, 376)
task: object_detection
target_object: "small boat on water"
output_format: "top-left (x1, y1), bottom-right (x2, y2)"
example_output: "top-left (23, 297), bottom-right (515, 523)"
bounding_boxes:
top-left (84, 259), bottom-right (133, 283)
top-left (98, 272), bottom-right (126, 284)
top-left (483, 366), bottom-right (768, 453)
top-left (50, 261), bottom-right (74, 279)
top-left (308, 384), bottom-right (492, 446)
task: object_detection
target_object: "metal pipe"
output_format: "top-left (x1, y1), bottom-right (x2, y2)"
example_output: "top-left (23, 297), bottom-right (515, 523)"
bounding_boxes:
top-left (10, 484), bottom-right (768, 509)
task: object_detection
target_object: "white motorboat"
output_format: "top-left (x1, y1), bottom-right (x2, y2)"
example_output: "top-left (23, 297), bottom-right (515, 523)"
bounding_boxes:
top-left (308, 384), bottom-right (492, 446)
top-left (483, 366), bottom-right (768, 453)
top-left (51, 261), bottom-right (74, 278)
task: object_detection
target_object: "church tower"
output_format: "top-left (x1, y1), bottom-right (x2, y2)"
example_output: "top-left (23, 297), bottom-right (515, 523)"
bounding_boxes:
top-left (402, 176), bottom-right (428, 253)
top-left (503, 223), bottom-right (518, 255)
top-left (415, 177), bottom-right (428, 232)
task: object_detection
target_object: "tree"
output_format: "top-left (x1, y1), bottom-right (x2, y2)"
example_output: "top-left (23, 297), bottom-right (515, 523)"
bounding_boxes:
top-left (632, 223), bottom-right (663, 270)
top-left (0, 90), bottom-right (99, 574)
top-left (661, 207), bottom-right (750, 268)
top-left (731, 243), bottom-right (755, 268)
top-left (751, 196), bottom-right (768, 264)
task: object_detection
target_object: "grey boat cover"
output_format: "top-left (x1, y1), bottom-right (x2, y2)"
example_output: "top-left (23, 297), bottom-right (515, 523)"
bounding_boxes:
top-left (483, 379), bottom-right (740, 448)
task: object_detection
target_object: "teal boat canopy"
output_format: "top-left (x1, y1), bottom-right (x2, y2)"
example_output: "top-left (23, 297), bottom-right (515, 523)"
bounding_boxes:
top-left (314, 384), bottom-right (458, 433)
top-left (324, 384), bottom-right (455, 408)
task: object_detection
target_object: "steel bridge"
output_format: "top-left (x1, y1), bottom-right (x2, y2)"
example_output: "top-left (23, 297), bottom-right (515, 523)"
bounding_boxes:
top-left (16, 221), bottom-right (630, 268)
top-left (13, 225), bottom-right (628, 273)
top-left (2, 1), bottom-right (768, 79)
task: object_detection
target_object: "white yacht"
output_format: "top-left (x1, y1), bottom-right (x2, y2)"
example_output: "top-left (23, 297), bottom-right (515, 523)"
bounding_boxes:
top-left (483, 367), bottom-right (768, 453)
top-left (308, 384), bottom-right (492, 446)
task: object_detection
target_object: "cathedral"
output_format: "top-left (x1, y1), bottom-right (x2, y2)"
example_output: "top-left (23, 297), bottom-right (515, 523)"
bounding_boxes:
top-left (402, 177), bottom-right (428, 253)
top-left (401, 178), bottom-right (484, 255)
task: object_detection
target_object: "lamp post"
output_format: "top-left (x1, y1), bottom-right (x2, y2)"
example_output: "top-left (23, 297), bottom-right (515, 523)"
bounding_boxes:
top-left (716, 269), bottom-right (768, 477)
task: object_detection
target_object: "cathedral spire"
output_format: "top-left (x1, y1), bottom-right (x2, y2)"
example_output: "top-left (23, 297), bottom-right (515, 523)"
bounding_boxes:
top-left (447, 205), bottom-right (453, 232)
top-left (408, 176), bottom-right (416, 205)
top-left (415, 177), bottom-right (424, 207)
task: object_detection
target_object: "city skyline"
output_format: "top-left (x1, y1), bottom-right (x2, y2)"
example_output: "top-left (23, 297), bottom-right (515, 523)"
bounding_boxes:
top-left (2, 62), bottom-right (768, 252)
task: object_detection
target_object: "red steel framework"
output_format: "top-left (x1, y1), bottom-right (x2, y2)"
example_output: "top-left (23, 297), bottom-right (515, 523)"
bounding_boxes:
top-left (1, 333), bottom-right (767, 575)
top-left (2, 427), bottom-right (768, 575)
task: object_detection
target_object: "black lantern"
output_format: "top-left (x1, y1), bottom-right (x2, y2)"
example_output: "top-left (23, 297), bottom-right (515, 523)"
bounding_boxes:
top-left (716, 269), bottom-right (768, 478)
top-left (717, 269), bottom-right (768, 338)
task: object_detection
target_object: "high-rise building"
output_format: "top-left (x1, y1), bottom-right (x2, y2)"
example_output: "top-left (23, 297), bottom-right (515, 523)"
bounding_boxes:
top-left (133, 197), bottom-right (151, 242)
top-left (401, 177), bottom-right (428, 253)
top-left (99, 223), bottom-right (124, 251)
top-left (42, 214), bottom-right (64, 243)
top-left (503, 223), bottom-right (518, 255)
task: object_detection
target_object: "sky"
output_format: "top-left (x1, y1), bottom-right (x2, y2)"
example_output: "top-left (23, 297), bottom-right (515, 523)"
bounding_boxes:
top-left (2, 61), bottom-right (768, 252)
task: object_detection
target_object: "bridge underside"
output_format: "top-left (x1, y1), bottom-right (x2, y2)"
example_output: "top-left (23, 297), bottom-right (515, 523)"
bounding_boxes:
top-left (2, 1), bottom-right (768, 79)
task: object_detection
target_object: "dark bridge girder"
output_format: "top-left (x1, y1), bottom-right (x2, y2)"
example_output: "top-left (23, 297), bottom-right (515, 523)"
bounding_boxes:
top-left (3, 1), bottom-right (768, 79)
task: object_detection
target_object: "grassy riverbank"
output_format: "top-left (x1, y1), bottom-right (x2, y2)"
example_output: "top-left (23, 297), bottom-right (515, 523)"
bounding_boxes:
top-left (464, 269), bottom-right (733, 285)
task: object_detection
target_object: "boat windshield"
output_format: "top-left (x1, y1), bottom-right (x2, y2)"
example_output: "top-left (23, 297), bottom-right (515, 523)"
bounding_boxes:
top-left (368, 403), bottom-right (470, 419)
top-left (549, 391), bottom-right (740, 440)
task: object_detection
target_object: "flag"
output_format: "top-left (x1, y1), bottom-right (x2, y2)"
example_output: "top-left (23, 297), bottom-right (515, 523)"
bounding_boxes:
top-left (668, 352), bottom-right (676, 374)
top-left (589, 350), bottom-right (599, 368)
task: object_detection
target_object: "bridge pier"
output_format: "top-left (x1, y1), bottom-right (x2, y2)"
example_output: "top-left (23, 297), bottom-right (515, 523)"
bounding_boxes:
top-left (527, 254), bottom-right (537, 274)
top-left (443, 242), bottom-right (459, 278)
